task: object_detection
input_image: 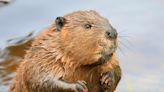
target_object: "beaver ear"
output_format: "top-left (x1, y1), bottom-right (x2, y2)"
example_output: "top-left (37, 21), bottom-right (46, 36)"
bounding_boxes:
top-left (55, 16), bottom-right (65, 31)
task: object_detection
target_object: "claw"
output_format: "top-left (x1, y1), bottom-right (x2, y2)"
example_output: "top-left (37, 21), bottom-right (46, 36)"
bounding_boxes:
top-left (100, 72), bottom-right (114, 90)
top-left (75, 80), bottom-right (88, 92)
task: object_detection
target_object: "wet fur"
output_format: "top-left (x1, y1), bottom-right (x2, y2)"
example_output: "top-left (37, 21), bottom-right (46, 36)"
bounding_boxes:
top-left (9, 10), bottom-right (121, 92)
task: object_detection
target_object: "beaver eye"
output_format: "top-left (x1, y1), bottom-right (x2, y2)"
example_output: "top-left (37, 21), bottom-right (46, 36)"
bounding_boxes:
top-left (84, 24), bottom-right (92, 29)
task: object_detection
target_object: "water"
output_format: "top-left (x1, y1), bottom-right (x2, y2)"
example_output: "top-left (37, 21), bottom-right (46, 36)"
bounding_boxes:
top-left (0, 0), bottom-right (164, 92)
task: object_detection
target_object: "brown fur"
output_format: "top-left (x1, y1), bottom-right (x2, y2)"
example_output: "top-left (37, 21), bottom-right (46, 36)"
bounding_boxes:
top-left (9, 10), bottom-right (121, 92)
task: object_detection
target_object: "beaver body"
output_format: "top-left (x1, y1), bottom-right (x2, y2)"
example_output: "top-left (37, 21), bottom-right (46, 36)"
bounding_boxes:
top-left (9, 10), bottom-right (121, 92)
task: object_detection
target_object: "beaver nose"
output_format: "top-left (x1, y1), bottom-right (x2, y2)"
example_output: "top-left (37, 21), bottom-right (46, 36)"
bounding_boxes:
top-left (105, 28), bottom-right (117, 39)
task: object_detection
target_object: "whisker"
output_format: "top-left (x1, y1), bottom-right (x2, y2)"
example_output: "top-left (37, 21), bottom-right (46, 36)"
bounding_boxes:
top-left (117, 29), bottom-right (133, 56)
top-left (118, 29), bottom-right (133, 39)
top-left (118, 40), bottom-right (130, 50)
top-left (117, 46), bottom-right (125, 56)
top-left (118, 35), bottom-right (132, 38)
top-left (118, 37), bottom-right (133, 48)
top-left (118, 33), bottom-right (133, 47)
top-left (117, 30), bottom-right (129, 34)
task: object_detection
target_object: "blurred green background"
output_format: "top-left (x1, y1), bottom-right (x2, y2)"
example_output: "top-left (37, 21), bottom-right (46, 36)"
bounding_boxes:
top-left (0, 0), bottom-right (164, 92)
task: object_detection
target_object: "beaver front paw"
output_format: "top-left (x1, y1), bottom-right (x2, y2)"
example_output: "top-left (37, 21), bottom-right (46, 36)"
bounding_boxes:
top-left (100, 72), bottom-right (114, 90)
top-left (72, 80), bottom-right (88, 92)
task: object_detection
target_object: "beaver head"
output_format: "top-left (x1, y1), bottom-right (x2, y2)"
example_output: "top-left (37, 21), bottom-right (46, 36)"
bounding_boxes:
top-left (55, 10), bottom-right (118, 66)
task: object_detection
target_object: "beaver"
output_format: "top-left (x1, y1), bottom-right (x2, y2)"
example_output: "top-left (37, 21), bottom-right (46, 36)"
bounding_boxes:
top-left (9, 10), bottom-right (121, 92)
